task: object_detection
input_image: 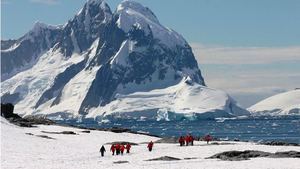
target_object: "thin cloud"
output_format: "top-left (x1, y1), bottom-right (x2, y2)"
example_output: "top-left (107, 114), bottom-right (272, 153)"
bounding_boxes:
top-left (202, 70), bottom-right (300, 107)
top-left (191, 43), bottom-right (300, 64)
top-left (191, 43), bottom-right (300, 107)
top-left (30, 0), bottom-right (59, 5)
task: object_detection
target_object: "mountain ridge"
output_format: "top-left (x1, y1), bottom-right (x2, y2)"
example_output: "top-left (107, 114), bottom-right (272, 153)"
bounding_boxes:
top-left (1, 0), bottom-right (249, 121)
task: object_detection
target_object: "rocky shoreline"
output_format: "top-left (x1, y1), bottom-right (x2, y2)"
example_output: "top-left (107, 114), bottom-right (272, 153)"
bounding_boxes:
top-left (1, 105), bottom-right (298, 146)
top-left (1, 107), bottom-right (161, 138)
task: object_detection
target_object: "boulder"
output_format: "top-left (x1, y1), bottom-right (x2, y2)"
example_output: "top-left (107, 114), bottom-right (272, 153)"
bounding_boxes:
top-left (1, 103), bottom-right (19, 118)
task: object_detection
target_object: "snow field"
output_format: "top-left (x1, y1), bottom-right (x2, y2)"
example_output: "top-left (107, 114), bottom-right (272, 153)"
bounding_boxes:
top-left (1, 118), bottom-right (300, 169)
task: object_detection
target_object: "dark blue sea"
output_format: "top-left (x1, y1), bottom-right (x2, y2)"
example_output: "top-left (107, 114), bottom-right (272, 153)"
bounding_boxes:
top-left (60, 116), bottom-right (300, 144)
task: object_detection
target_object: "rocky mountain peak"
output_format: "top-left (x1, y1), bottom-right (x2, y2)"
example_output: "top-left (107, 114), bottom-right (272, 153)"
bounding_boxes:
top-left (1, 0), bottom-right (249, 121)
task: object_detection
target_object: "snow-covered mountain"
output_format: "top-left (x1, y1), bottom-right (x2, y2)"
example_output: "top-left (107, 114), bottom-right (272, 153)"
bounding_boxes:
top-left (248, 89), bottom-right (300, 116)
top-left (1, 0), bottom-right (249, 121)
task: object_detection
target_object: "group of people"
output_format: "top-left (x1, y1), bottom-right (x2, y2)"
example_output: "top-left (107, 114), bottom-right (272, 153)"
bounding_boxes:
top-left (99, 141), bottom-right (154, 157)
top-left (110, 143), bottom-right (131, 156)
top-left (99, 134), bottom-right (213, 157)
top-left (179, 135), bottom-right (194, 146)
top-left (179, 134), bottom-right (213, 146)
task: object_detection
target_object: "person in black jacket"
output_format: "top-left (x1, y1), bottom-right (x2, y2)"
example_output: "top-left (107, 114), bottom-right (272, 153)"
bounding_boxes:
top-left (99, 145), bottom-right (106, 157)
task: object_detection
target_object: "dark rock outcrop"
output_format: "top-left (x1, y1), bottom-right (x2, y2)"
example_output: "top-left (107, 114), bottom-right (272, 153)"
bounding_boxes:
top-left (155, 137), bottom-right (178, 144)
top-left (36, 135), bottom-right (56, 140)
top-left (1, 103), bottom-right (18, 118)
top-left (261, 141), bottom-right (299, 146)
top-left (41, 131), bottom-right (77, 135)
top-left (208, 150), bottom-right (300, 161)
top-left (272, 151), bottom-right (300, 158)
top-left (146, 156), bottom-right (181, 161)
top-left (106, 141), bottom-right (138, 146)
top-left (109, 127), bottom-right (131, 133)
top-left (1, 104), bottom-right (55, 127)
top-left (23, 115), bottom-right (55, 125)
top-left (113, 161), bottom-right (129, 164)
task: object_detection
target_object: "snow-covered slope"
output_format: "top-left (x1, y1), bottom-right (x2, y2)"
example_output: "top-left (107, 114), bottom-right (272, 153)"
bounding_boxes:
top-left (87, 77), bottom-right (249, 121)
top-left (249, 89), bottom-right (300, 116)
top-left (1, 0), bottom-right (249, 121)
top-left (2, 118), bottom-right (300, 169)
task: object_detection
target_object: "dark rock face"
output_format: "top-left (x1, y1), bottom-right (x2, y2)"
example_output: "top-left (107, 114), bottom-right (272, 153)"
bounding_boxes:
top-left (208, 150), bottom-right (300, 161)
top-left (1, 39), bottom-right (17, 50)
top-left (55, 1), bottom-right (112, 57)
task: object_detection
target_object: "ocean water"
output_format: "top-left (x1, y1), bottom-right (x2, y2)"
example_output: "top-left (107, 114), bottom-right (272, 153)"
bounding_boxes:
top-left (61, 116), bottom-right (300, 144)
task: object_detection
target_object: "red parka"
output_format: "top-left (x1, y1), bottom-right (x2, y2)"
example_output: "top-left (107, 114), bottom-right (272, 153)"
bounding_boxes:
top-left (110, 144), bottom-right (115, 152)
top-left (147, 141), bottom-right (154, 148)
top-left (120, 145), bottom-right (125, 152)
top-left (126, 144), bottom-right (131, 150)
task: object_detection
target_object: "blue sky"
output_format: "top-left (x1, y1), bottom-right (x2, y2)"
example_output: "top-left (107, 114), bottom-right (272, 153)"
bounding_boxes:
top-left (1, 0), bottom-right (300, 107)
top-left (2, 0), bottom-right (300, 46)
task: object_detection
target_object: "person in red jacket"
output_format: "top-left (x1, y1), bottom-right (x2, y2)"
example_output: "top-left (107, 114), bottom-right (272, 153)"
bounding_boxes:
top-left (204, 134), bottom-right (213, 144)
top-left (185, 136), bottom-right (189, 146)
top-left (115, 144), bottom-right (121, 155)
top-left (179, 136), bottom-right (185, 146)
top-left (120, 144), bottom-right (125, 155)
top-left (147, 141), bottom-right (154, 152)
top-left (126, 143), bottom-right (131, 153)
top-left (110, 144), bottom-right (116, 156)
top-left (190, 135), bottom-right (194, 146)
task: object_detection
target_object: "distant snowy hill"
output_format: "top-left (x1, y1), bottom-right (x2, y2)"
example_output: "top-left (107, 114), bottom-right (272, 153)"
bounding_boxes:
top-left (1, 0), bottom-right (249, 121)
top-left (248, 89), bottom-right (300, 116)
